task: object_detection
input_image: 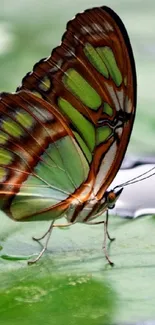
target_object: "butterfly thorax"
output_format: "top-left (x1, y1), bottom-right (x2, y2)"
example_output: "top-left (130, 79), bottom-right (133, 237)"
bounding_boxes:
top-left (65, 187), bottom-right (123, 223)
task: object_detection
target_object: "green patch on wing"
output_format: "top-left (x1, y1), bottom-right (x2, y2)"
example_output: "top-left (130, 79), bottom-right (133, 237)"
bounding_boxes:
top-left (11, 192), bottom-right (68, 221)
top-left (0, 148), bottom-right (13, 165)
top-left (63, 69), bottom-right (102, 109)
top-left (84, 43), bottom-right (122, 87)
top-left (0, 167), bottom-right (7, 181)
top-left (73, 131), bottom-right (92, 163)
top-left (2, 118), bottom-right (24, 138)
top-left (39, 76), bottom-right (51, 92)
top-left (96, 126), bottom-right (112, 145)
top-left (103, 103), bottom-right (113, 116)
top-left (58, 97), bottom-right (95, 152)
top-left (10, 135), bottom-right (89, 220)
top-left (0, 131), bottom-right (9, 144)
top-left (15, 109), bottom-right (34, 129)
top-left (84, 43), bottom-right (109, 78)
top-left (96, 47), bottom-right (122, 87)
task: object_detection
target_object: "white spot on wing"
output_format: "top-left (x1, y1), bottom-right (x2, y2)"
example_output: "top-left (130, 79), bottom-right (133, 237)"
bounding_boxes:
top-left (92, 23), bottom-right (106, 35)
top-left (65, 47), bottom-right (75, 58)
top-left (93, 141), bottom-right (117, 195)
top-left (81, 23), bottom-right (107, 37)
top-left (81, 25), bottom-right (92, 35)
top-left (49, 66), bottom-right (58, 73)
top-left (125, 96), bottom-right (133, 113)
top-left (116, 89), bottom-right (124, 110)
top-left (104, 21), bottom-right (114, 32)
top-left (28, 105), bottom-right (54, 122)
top-left (49, 59), bottom-right (63, 73)
top-left (116, 127), bottom-right (123, 138)
top-left (105, 84), bottom-right (120, 111)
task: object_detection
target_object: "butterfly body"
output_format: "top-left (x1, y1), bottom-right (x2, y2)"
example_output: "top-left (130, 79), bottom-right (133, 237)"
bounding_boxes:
top-left (0, 6), bottom-right (136, 264)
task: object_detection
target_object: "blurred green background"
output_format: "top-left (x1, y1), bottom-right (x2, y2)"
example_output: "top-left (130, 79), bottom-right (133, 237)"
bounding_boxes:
top-left (0, 1), bottom-right (155, 325)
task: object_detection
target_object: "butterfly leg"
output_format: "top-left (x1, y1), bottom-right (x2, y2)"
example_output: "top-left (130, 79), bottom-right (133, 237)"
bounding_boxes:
top-left (32, 222), bottom-right (54, 242)
top-left (105, 210), bottom-right (115, 242)
top-left (86, 211), bottom-right (115, 242)
top-left (32, 222), bottom-right (74, 242)
top-left (28, 222), bottom-right (74, 265)
top-left (28, 220), bottom-right (55, 265)
top-left (86, 211), bottom-right (114, 266)
top-left (103, 210), bottom-right (114, 266)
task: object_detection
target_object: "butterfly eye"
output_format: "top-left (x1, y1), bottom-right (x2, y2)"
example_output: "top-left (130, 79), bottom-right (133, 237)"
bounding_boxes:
top-left (107, 191), bottom-right (116, 209)
top-left (107, 187), bottom-right (123, 209)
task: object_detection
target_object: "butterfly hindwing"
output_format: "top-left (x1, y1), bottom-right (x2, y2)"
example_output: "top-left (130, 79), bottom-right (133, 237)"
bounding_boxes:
top-left (0, 91), bottom-right (90, 221)
top-left (17, 6), bottom-right (136, 202)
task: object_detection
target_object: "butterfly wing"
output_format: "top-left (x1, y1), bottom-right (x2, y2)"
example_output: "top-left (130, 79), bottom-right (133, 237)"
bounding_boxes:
top-left (0, 91), bottom-right (90, 221)
top-left (17, 6), bottom-right (136, 202)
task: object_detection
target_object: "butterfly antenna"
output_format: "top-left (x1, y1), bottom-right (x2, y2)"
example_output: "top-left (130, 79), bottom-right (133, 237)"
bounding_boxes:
top-left (114, 165), bottom-right (155, 190)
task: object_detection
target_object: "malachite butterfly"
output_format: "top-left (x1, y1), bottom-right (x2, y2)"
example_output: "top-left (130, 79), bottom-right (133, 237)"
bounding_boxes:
top-left (0, 6), bottom-right (136, 265)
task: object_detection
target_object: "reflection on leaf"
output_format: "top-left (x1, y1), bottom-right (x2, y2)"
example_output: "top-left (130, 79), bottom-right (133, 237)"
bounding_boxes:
top-left (0, 265), bottom-right (116, 325)
top-left (1, 212), bottom-right (155, 324)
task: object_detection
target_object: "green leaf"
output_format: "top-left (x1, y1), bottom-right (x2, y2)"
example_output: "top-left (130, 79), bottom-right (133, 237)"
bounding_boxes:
top-left (1, 212), bottom-right (155, 324)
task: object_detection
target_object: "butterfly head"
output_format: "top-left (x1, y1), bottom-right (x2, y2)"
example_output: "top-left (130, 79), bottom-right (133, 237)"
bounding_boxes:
top-left (106, 187), bottom-right (123, 209)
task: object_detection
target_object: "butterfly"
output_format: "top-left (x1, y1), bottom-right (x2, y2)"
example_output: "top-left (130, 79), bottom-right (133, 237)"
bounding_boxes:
top-left (0, 6), bottom-right (136, 265)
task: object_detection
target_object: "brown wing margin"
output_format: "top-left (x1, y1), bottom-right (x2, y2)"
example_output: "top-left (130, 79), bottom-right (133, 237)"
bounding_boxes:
top-left (103, 6), bottom-right (137, 105)
top-left (95, 6), bottom-right (137, 199)
top-left (17, 5), bottom-right (136, 107)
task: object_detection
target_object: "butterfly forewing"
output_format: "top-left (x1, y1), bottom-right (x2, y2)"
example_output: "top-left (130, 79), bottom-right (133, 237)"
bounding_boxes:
top-left (0, 91), bottom-right (90, 221)
top-left (17, 6), bottom-right (136, 204)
